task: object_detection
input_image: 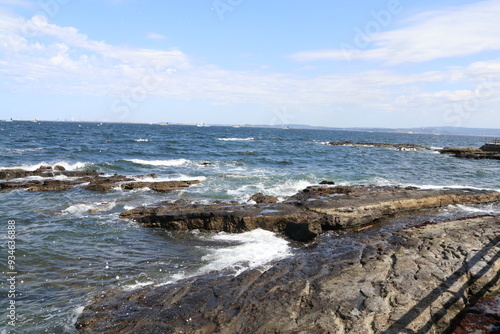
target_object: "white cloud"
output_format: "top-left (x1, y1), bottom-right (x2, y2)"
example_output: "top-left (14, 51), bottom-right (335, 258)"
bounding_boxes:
top-left (1, 8), bottom-right (500, 126)
top-left (289, 0), bottom-right (500, 65)
top-left (0, 12), bottom-right (191, 97)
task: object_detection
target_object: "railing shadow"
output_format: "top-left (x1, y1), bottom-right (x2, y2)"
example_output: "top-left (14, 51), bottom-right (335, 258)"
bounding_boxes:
top-left (381, 235), bottom-right (500, 334)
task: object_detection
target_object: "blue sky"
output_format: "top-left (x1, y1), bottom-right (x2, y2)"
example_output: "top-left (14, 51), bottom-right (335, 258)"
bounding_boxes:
top-left (1, 0), bottom-right (500, 128)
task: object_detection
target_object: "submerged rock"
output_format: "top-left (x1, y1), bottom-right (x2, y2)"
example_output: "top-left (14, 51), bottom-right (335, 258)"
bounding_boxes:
top-left (120, 185), bottom-right (500, 241)
top-left (120, 180), bottom-right (200, 192)
top-left (76, 215), bottom-right (500, 333)
top-left (82, 175), bottom-right (137, 191)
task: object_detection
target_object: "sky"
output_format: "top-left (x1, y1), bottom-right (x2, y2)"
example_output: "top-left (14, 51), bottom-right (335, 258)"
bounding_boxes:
top-left (0, 0), bottom-right (500, 128)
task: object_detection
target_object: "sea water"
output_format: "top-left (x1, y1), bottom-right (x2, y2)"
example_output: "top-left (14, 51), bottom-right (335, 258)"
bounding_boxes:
top-left (0, 121), bottom-right (499, 333)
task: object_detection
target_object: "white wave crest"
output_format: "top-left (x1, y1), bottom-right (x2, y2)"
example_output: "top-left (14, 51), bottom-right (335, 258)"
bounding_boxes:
top-left (133, 174), bottom-right (207, 182)
top-left (217, 137), bottom-right (254, 142)
top-left (7, 147), bottom-right (44, 154)
top-left (122, 281), bottom-right (156, 291)
top-left (265, 179), bottom-right (315, 198)
top-left (0, 161), bottom-right (88, 171)
top-left (62, 202), bottom-right (116, 216)
top-left (126, 159), bottom-right (190, 167)
top-left (133, 139), bottom-right (150, 142)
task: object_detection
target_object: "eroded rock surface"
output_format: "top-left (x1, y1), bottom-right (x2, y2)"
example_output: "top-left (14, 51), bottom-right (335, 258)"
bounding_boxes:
top-left (76, 215), bottom-right (500, 333)
top-left (120, 185), bottom-right (500, 241)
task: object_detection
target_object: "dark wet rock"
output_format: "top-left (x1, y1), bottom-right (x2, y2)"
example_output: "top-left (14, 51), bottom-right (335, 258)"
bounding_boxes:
top-left (26, 179), bottom-right (88, 192)
top-left (284, 221), bottom-right (322, 242)
top-left (0, 167), bottom-right (101, 181)
top-left (120, 180), bottom-right (200, 192)
top-left (120, 185), bottom-right (500, 241)
top-left (0, 177), bottom-right (96, 192)
top-left (76, 215), bottom-right (500, 334)
top-left (326, 141), bottom-right (431, 150)
top-left (54, 165), bottom-right (66, 171)
top-left (0, 166), bottom-right (200, 193)
top-left (84, 177), bottom-right (199, 192)
top-left (0, 169), bottom-right (27, 180)
top-left (83, 175), bottom-right (136, 191)
top-left (248, 192), bottom-right (279, 204)
top-left (480, 143), bottom-right (500, 152)
top-left (440, 147), bottom-right (500, 160)
top-left (135, 173), bottom-right (156, 179)
top-left (0, 168), bottom-right (46, 180)
top-left (37, 165), bottom-right (53, 172)
top-left (319, 180), bottom-right (335, 185)
top-left (0, 180), bottom-right (44, 191)
top-left (120, 200), bottom-right (310, 234)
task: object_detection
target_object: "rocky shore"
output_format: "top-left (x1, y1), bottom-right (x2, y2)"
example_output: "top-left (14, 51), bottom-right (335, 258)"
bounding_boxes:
top-left (120, 185), bottom-right (500, 242)
top-left (76, 185), bottom-right (500, 333)
top-left (0, 166), bottom-right (199, 192)
top-left (76, 214), bottom-right (500, 333)
top-left (323, 140), bottom-right (500, 160)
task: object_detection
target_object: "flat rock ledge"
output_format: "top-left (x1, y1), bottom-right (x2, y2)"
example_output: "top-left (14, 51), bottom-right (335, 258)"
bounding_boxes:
top-left (120, 185), bottom-right (500, 242)
top-left (76, 215), bottom-right (500, 333)
top-left (0, 166), bottom-right (199, 192)
top-left (440, 147), bottom-right (500, 160)
top-left (325, 141), bottom-right (431, 151)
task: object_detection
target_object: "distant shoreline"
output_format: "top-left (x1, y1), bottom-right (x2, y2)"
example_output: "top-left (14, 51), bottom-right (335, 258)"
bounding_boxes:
top-left (2, 119), bottom-right (500, 137)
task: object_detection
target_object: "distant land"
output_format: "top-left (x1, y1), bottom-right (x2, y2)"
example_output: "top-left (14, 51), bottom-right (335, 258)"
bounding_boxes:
top-left (3, 119), bottom-right (500, 137)
top-left (239, 124), bottom-right (500, 137)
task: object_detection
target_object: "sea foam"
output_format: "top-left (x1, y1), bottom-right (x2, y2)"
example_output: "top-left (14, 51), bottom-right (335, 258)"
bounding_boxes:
top-left (198, 229), bottom-right (292, 276)
top-left (126, 159), bottom-right (190, 167)
top-left (0, 161), bottom-right (88, 171)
